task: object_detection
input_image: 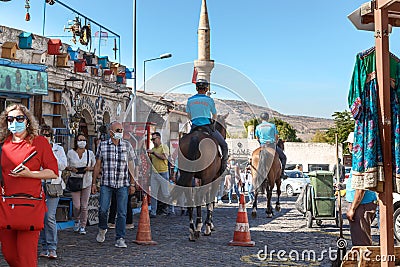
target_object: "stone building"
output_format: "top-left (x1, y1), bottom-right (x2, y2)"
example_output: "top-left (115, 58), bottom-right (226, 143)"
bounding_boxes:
top-left (0, 25), bottom-right (129, 151)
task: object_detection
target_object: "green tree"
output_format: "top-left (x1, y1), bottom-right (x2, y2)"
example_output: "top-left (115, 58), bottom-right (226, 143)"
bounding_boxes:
top-left (311, 130), bottom-right (329, 143)
top-left (325, 110), bottom-right (354, 144)
top-left (243, 117), bottom-right (301, 142)
top-left (243, 117), bottom-right (261, 137)
top-left (270, 118), bottom-right (302, 142)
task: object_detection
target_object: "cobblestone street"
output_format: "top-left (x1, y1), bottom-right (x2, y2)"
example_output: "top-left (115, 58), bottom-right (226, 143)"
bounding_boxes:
top-left (0, 194), bottom-right (381, 267)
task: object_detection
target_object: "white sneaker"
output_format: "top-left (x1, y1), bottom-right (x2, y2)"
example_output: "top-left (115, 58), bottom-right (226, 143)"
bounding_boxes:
top-left (79, 227), bottom-right (86, 235)
top-left (73, 221), bottom-right (80, 232)
top-left (115, 238), bottom-right (127, 248)
top-left (126, 224), bottom-right (134, 229)
top-left (96, 229), bottom-right (107, 243)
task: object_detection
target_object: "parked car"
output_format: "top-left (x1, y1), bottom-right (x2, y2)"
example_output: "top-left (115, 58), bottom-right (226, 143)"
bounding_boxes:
top-left (281, 170), bottom-right (310, 197)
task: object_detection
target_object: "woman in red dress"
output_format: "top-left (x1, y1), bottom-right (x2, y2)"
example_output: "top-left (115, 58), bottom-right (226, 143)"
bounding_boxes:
top-left (0, 104), bottom-right (58, 267)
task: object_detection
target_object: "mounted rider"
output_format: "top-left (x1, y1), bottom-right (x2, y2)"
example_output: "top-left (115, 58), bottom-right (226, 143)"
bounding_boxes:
top-left (255, 112), bottom-right (287, 177)
top-left (186, 79), bottom-right (229, 173)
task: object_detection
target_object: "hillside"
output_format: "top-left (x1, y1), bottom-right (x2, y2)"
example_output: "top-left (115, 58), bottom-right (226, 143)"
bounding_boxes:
top-left (156, 93), bottom-right (334, 141)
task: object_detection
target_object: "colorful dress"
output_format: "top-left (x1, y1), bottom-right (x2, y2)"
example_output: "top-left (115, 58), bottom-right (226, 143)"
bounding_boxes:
top-left (348, 47), bottom-right (400, 191)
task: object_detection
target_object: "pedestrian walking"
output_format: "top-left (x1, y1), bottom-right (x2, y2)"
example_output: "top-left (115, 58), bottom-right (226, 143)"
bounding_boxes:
top-left (66, 133), bottom-right (96, 235)
top-left (148, 132), bottom-right (172, 217)
top-left (108, 188), bottom-right (135, 230)
top-left (0, 104), bottom-right (58, 267)
top-left (39, 125), bottom-right (67, 259)
top-left (345, 132), bottom-right (377, 246)
top-left (227, 158), bottom-right (241, 204)
top-left (92, 122), bottom-right (136, 248)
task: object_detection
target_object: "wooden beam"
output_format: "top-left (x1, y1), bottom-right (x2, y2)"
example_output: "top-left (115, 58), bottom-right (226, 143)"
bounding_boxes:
top-left (374, 5), bottom-right (395, 267)
top-left (377, 0), bottom-right (399, 9)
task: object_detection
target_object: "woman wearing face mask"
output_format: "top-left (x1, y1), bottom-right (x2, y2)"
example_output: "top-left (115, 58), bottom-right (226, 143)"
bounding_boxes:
top-left (65, 133), bottom-right (95, 235)
top-left (0, 104), bottom-right (58, 267)
top-left (38, 125), bottom-right (67, 259)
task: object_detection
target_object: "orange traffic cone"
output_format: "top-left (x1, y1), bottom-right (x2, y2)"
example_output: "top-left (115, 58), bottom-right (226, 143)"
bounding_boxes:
top-left (228, 194), bottom-right (255, 247)
top-left (133, 194), bottom-right (158, 245)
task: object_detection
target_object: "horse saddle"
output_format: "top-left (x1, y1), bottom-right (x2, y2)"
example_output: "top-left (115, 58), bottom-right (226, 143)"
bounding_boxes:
top-left (191, 125), bottom-right (212, 135)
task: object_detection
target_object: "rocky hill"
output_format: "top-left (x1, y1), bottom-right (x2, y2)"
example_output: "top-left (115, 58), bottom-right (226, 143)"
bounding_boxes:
top-left (156, 92), bottom-right (334, 141)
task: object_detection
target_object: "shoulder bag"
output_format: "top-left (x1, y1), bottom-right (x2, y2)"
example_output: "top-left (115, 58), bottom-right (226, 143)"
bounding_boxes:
top-left (45, 183), bottom-right (63, 198)
top-left (0, 144), bottom-right (47, 231)
top-left (66, 151), bottom-right (89, 192)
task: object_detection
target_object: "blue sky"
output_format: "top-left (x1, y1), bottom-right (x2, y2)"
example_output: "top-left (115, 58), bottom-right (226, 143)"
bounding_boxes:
top-left (1, 0), bottom-right (398, 118)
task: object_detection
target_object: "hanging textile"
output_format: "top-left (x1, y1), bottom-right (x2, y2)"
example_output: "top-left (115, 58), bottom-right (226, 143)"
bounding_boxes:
top-left (348, 47), bottom-right (400, 192)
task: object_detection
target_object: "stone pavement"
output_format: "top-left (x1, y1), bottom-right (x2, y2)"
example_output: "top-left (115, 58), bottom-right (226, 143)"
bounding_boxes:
top-left (0, 194), bottom-right (381, 267)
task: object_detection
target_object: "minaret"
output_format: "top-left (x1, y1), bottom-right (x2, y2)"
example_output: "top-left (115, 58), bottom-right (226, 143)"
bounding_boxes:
top-left (194, 0), bottom-right (214, 88)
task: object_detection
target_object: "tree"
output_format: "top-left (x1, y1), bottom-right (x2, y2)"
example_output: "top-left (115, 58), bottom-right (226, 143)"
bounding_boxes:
top-left (270, 118), bottom-right (302, 142)
top-left (311, 130), bottom-right (329, 143)
top-left (325, 110), bottom-right (354, 144)
top-left (243, 117), bottom-right (261, 138)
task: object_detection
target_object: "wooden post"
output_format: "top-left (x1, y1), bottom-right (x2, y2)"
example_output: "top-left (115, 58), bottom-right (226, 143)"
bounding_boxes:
top-left (374, 4), bottom-right (395, 267)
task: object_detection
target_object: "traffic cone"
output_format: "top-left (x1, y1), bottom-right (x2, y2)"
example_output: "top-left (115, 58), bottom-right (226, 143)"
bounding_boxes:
top-left (133, 194), bottom-right (158, 245)
top-left (228, 194), bottom-right (255, 247)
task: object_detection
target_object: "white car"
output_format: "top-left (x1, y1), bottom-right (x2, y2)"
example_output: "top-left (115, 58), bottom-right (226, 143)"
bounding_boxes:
top-left (281, 170), bottom-right (310, 197)
top-left (393, 193), bottom-right (400, 241)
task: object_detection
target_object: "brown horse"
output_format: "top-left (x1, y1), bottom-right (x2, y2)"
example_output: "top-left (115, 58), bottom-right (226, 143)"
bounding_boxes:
top-left (250, 145), bottom-right (282, 218)
top-left (176, 114), bottom-right (227, 241)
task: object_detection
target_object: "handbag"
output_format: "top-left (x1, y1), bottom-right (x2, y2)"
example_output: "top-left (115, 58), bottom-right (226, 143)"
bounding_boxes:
top-left (66, 177), bottom-right (83, 192)
top-left (66, 151), bottom-right (89, 192)
top-left (0, 143), bottom-right (47, 231)
top-left (45, 183), bottom-right (63, 197)
top-left (0, 191), bottom-right (47, 231)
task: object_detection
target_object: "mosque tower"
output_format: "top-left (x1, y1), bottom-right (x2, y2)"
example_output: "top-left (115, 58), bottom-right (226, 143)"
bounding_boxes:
top-left (194, 0), bottom-right (214, 87)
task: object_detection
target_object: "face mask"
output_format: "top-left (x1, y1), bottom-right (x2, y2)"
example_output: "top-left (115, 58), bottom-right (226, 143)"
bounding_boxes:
top-left (113, 132), bottom-right (123, 140)
top-left (8, 121), bottom-right (26, 134)
top-left (230, 161), bottom-right (235, 165)
top-left (77, 141), bottom-right (87, 148)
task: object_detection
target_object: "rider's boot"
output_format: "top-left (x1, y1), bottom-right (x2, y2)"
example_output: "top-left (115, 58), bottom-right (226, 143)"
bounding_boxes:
top-left (220, 149), bottom-right (229, 175)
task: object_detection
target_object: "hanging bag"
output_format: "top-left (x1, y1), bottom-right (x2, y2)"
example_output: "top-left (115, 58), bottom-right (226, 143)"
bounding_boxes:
top-left (45, 183), bottom-right (63, 198)
top-left (66, 150), bottom-right (89, 192)
top-left (0, 191), bottom-right (47, 231)
top-left (0, 146), bottom-right (47, 231)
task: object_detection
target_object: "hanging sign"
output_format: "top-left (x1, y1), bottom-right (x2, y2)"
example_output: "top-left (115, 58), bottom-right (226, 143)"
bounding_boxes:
top-left (82, 80), bottom-right (101, 96)
top-left (0, 65), bottom-right (48, 95)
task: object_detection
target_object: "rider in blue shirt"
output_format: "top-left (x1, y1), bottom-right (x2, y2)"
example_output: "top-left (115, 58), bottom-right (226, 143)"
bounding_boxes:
top-left (186, 79), bottom-right (229, 173)
top-left (254, 112), bottom-right (286, 176)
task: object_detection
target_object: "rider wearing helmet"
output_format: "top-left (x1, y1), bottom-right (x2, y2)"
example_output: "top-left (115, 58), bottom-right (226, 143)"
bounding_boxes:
top-left (186, 79), bottom-right (229, 173)
top-left (255, 112), bottom-right (286, 176)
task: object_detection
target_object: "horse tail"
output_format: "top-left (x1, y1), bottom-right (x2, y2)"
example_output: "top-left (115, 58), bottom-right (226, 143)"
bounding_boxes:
top-left (188, 135), bottom-right (200, 161)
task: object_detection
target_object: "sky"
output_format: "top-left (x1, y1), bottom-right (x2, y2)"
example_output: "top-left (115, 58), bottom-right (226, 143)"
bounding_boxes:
top-left (1, 0), bottom-right (398, 119)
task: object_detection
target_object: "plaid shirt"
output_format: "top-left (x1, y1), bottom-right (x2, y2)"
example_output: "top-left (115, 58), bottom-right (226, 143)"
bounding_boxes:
top-left (96, 138), bottom-right (136, 188)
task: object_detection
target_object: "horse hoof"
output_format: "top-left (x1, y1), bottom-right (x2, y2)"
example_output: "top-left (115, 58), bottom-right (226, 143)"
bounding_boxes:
top-left (189, 233), bottom-right (195, 241)
top-left (266, 213), bottom-right (273, 218)
top-left (210, 223), bottom-right (215, 231)
top-left (275, 205), bottom-right (281, 212)
top-left (204, 225), bottom-right (212, 236)
top-left (194, 231), bottom-right (200, 239)
top-left (251, 211), bottom-right (257, 218)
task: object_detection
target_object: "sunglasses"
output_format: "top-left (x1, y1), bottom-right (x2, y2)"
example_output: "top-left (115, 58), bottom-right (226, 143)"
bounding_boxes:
top-left (151, 137), bottom-right (159, 141)
top-left (77, 139), bottom-right (86, 141)
top-left (42, 133), bottom-right (52, 137)
top-left (114, 128), bottom-right (123, 133)
top-left (7, 115), bottom-right (26, 123)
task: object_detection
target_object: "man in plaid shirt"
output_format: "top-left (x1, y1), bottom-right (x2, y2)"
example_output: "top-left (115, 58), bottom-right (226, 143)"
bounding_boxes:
top-left (92, 121), bottom-right (136, 248)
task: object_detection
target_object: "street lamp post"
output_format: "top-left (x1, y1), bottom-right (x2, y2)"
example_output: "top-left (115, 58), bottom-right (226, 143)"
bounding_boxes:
top-left (143, 53), bottom-right (172, 93)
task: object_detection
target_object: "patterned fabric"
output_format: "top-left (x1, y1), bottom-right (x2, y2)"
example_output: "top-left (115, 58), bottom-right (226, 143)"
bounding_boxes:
top-left (348, 47), bottom-right (400, 191)
top-left (95, 138), bottom-right (136, 188)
